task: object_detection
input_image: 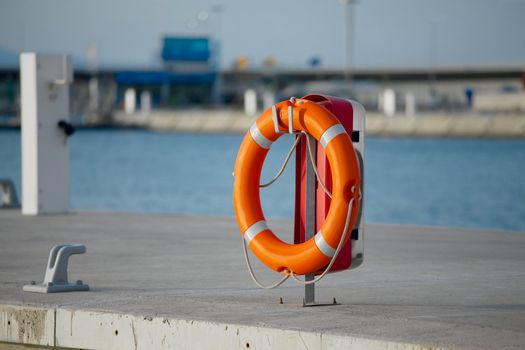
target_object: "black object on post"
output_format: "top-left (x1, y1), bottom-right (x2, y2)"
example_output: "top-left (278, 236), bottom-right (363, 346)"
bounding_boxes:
top-left (57, 120), bottom-right (75, 137)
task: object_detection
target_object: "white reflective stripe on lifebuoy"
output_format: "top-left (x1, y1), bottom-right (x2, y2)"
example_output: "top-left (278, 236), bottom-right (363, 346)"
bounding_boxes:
top-left (244, 220), bottom-right (269, 245)
top-left (314, 231), bottom-right (336, 257)
top-left (272, 105), bottom-right (281, 134)
top-left (320, 124), bottom-right (346, 148)
top-left (288, 105), bottom-right (294, 133)
top-left (250, 123), bottom-right (273, 149)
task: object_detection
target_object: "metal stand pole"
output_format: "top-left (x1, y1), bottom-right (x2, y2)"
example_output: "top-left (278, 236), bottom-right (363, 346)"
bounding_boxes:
top-left (304, 134), bottom-right (317, 305)
top-left (302, 134), bottom-right (338, 307)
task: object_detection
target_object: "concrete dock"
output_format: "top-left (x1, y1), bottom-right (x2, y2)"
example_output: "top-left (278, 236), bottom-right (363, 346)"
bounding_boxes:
top-left (0, 210), bottom-right (524, 349)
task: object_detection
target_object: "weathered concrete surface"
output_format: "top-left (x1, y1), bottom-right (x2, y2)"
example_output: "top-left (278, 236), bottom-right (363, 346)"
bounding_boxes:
top-left (0, 210), bottom-right (524, 349)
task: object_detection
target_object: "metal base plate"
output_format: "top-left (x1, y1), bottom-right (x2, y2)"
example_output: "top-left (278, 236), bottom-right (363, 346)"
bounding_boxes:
top-left (302, 298), bottom-right (339, 307)
top-left (23, 283), bottom-right (89, 293)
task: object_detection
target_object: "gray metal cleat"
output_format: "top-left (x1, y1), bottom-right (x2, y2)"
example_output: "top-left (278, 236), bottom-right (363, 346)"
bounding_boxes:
top-left (0, 179), bottom-right (20, 208)
top-left (23, 244), bottom-right (90, 293)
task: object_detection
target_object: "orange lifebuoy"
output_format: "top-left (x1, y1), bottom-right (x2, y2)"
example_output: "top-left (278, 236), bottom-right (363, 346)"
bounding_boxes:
top-left (233, 98), bottom-right (361, 276)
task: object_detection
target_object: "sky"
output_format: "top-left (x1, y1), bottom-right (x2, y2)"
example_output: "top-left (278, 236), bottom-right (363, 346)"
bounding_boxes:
top-left (0, 0), bottom-right (524, 69)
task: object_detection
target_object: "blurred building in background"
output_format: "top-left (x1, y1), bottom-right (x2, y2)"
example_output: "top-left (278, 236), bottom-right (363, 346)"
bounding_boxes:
top-left (115, 36), bottom-right (217, 109)
top-left (0, 34), bottom-right (524, 127)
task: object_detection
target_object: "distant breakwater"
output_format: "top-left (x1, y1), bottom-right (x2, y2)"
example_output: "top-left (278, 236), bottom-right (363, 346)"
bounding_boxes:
top-left (2, 110), bottom-right (525, 138)
top-left (111, 110), bottom-right (525, 138)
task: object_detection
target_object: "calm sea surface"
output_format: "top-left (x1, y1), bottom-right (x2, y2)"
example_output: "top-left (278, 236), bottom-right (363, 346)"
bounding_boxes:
top-left (1, 129), bottom-right (524, 231)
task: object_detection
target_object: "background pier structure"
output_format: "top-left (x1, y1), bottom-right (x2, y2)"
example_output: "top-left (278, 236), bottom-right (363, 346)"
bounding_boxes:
top-left (1, 63), bottom-right (525, 137)
top-left (0, 211), bottom-right (524, 349)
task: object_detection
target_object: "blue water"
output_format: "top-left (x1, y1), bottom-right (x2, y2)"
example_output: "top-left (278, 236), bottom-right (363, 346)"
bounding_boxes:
top-left (1, 129), bottom-right (524, 231)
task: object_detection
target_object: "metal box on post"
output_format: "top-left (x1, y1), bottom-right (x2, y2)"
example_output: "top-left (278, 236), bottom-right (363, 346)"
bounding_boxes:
top-left (294, 94), bottom-right (365, 273)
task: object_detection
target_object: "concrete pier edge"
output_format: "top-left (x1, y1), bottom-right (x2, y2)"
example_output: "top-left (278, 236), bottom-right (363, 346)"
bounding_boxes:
top-left (0, 304), bottom-right (440, 350)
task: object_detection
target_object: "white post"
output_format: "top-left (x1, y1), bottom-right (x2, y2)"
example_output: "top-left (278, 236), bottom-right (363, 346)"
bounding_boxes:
top-left (405, 92), bottom-right (416, 117)
top-left (341, 0), bottom-right (356, 81)
top-left (124, 88), bottom-right (136, 114)
top-left (140, 90), bottom-right (152, 114)
top-left (244, 89), bottom-right (257, 116)
top-left (20, 53), bottom-right (73, 215)
top-left (383, 88), bottom-right (396, 117)
top-left (88, 76), bottom-right (99, 117)
top-left (262, 90), bottom-right (275, 110)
